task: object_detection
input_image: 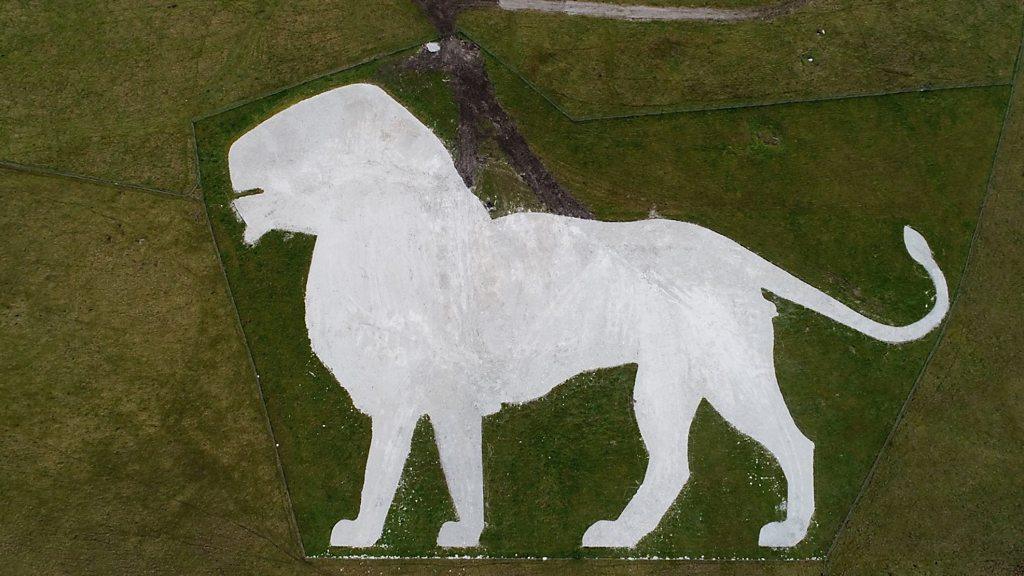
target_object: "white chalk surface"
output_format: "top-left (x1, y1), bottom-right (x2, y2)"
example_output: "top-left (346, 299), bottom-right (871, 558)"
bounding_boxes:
top-left (229, 84), bottom-right (949, 550)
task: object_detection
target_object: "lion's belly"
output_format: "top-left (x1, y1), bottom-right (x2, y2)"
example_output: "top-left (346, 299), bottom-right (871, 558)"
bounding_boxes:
top-left (485, 318), bottom-right (640, 407)
top-left (480, 213), bottom-right (772, 406)
top-left (475, 219), bottom-right (655, 406)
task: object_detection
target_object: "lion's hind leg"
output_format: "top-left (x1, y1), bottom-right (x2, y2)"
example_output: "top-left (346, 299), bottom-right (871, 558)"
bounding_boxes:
top-left (582, 364), bottom-right (701, 548)
top-left (704, 344), bottom-right (815, 548)
top-left (432, 409), bottom-right (485, 547)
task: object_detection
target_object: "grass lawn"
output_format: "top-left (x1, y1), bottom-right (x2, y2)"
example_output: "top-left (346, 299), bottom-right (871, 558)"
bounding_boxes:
top-left (0, 1), bottom-right (434, 192)
top-left (828, 35), bottom-right (1024, 576)
top-left (4, 2), bottom-right (1022, 573)
top-left (0, 170), bottom-right (303, 574)
top-left (487, 54), bottom-right (1010, 559)
top-left (196, 41), bottom-right (1006, 560)
top-left (459, 0), bottom-right (1021, 118)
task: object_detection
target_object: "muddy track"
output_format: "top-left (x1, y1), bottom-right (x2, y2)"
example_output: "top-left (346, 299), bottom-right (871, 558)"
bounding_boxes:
top-left (497, 0), bottom-right (812, 21)
top-left (408, 0), bottom-right (595, 219)
top-left (404, 0), bottom-right (811, 217)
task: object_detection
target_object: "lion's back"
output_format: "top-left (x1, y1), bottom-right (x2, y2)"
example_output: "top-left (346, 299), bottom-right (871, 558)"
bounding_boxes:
top-left (494, 213), bottom-right (759, 296)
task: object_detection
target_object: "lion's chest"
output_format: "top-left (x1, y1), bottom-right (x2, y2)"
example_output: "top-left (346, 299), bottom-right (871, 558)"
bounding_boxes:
top-left (303, 220), bottom-right (506, 412)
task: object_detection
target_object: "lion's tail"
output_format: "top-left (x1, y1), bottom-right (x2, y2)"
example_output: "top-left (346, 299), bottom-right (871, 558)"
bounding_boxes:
top-left (761, 226), bottom-right (949, 344)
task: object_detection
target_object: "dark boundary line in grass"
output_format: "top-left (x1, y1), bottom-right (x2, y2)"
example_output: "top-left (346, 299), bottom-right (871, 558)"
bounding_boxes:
top-left (570, 80), bottom-right (1014, 121)
top-left (821, 11), bottom-right (1024, 572)
top-left (457, 28), bottom-right (578, 118)
top-left (458, 27), bottom-right (1014, 123)
top-left (190, 121), bottom-right (311, 563)
top-left (0, 159), bottom-right (192, 200)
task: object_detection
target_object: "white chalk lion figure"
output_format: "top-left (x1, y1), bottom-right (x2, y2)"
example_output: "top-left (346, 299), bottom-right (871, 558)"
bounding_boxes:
top-left (228, 84), bottom-right (948, 550)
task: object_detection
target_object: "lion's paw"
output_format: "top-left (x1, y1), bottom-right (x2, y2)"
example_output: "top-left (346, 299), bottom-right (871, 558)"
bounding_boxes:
top-left (758, 519), bottom-right (807, 548)
top-left (329, 518), bottom-right (381, 548)
top-left (436, 519), bottom-right (483, 547)
top-left (581, 519), bottom-right (641, 548)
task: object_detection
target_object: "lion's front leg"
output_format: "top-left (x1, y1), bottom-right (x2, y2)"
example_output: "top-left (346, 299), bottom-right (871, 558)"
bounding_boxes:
top-left (431, 409), bottom-right (485, 547)
top-left (330, 409), bottom-right (417, 547)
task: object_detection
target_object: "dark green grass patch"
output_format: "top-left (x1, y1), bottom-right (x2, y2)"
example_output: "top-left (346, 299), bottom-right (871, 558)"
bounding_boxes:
top-left (482, 55), bottom-right (1008, 559)
top-left (196, 49), bottom-right (1006, 560)
top-left (459, 0), bottom-right (1020, 118)
top-left (474, 138), bottom-right (544, 217)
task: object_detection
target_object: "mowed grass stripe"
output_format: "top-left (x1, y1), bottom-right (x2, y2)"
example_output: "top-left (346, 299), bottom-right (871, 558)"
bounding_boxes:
top-left (0, 159), bottom-right (190, 199)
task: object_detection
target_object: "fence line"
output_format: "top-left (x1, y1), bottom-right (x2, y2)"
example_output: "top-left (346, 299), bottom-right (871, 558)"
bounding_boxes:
top-left (0, 159), bottom-right (191, 200)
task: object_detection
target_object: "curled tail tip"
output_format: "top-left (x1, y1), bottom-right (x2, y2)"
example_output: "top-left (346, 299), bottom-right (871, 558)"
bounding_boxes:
top-left (903, 224), bottom-right (950, 318)
top-left (903, 225), bottom-right (933, 263)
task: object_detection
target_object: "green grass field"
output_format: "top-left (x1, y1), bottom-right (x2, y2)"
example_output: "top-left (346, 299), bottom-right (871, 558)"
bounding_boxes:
top-left (0, 171), bottom-right (304, 574)
top-left (828, 37), bottom-right (1024, 576)
top-left (0, 165), bottom-right (821, 576)
top-left (460, 0), bottom-right (1021, 118)
top-left (0, 1), bottom-right (433, 192)
top-left (3, 1), bottom-right (1023, 573)
top-left (195, 45), bottom-right (1006, 559)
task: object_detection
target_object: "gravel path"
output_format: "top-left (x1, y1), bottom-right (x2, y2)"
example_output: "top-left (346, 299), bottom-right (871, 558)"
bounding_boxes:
top-left (497, 0), bottom-right (810, 21)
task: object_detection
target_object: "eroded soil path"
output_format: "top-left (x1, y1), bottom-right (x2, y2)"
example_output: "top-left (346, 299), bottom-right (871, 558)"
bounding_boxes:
top-left (408, 0), bottom-right (595, 219)
top-left (404, 0), bottom-right (811, 217)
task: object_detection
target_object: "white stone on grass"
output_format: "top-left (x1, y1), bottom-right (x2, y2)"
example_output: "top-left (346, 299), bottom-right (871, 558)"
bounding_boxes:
top-left (229, 83), bottom-right (949, 550)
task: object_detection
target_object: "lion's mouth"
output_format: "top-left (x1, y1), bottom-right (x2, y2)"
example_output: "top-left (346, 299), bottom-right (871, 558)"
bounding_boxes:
top-left (230, 188), bottom-right (272, 246)
top-left (233, 187), bottom-right (265, 199)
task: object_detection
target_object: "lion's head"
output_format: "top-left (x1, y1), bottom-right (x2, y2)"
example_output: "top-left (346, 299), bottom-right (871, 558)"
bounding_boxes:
top-left (228, 83), bottom-right (469, 245)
